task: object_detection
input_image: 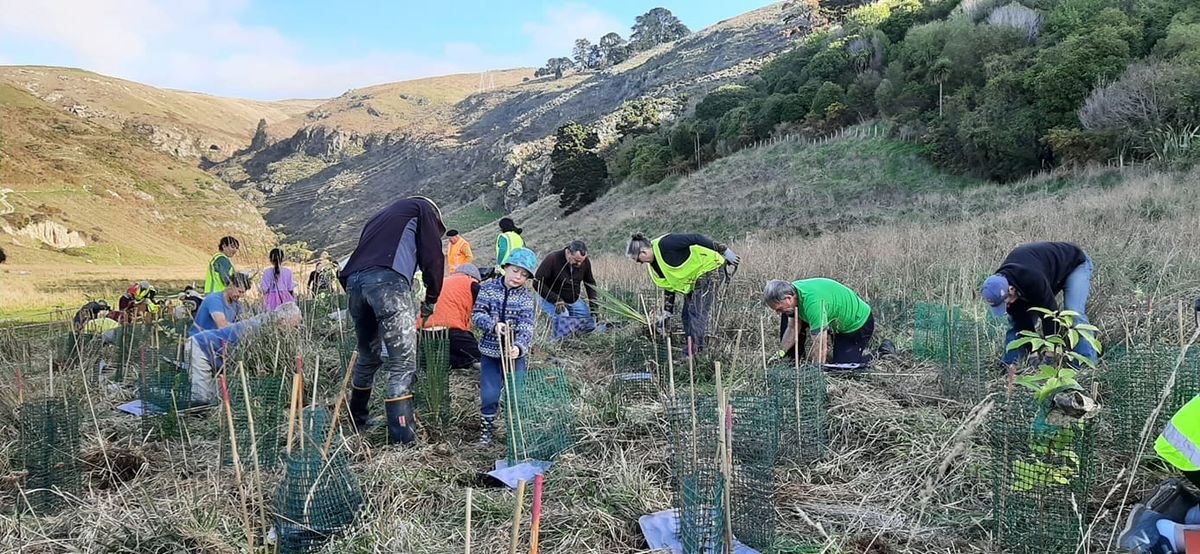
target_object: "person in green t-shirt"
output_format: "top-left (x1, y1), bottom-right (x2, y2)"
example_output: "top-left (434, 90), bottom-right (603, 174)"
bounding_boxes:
top-left (762, 278), bottom-right (874, 368)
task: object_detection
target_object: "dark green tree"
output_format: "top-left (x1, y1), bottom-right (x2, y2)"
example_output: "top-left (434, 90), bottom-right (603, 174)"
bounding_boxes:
top-left (599, 32), bottom-right (630, 66)
top-left (549, 122), bottom-right (609, 213)
top-left (630, 8), bottom-right (691, 51)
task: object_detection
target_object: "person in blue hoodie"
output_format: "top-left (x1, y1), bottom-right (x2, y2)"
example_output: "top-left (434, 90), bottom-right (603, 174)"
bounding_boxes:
top-left (471, 247), bottom-right (537, 445)
top-left (187, 302), bottom-right (302, 406)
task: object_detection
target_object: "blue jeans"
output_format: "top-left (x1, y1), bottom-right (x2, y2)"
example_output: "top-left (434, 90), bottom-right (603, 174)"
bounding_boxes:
top-left (538, 296), bottom-right (591, 319)
top-left (480, 355), bottom-right (527, 417)
top-left (1002, 256), bottom-right (1097, 365)
top-left (346, 268), bottom-right (418, 399)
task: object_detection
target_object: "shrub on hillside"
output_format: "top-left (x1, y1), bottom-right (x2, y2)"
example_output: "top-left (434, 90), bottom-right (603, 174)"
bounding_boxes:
top-left (695, 85), bottom-right (760, 121)
top-left (987, 2), bottom-right (1042, 42)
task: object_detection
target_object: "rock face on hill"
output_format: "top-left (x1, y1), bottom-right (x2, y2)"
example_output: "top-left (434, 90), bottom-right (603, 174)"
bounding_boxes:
top-left (216, 2), bottom-right (820, 254)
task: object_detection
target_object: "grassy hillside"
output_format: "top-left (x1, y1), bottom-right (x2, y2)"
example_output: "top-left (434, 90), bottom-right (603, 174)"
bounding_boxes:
top-left (3, 128), bottom-right (1197, 553)
top-left (0, 84), bottom-right (275, 318)
top-left (266, 68), bottom-right (536, 138)
top-left (0, 66), bottom-right (321, 159)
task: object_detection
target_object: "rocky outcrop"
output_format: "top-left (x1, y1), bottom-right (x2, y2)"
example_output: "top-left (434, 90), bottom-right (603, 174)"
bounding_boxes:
top-left (123, 121), bottom-right (204, 159)
top-left (4, 220), bottom-right (87, 249)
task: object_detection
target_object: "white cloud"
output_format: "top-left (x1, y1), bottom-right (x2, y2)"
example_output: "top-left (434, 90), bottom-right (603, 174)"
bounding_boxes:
top-left (521, 3), bottom-right (626, 58)
top-left (0, 0), bottom-right (623, 99)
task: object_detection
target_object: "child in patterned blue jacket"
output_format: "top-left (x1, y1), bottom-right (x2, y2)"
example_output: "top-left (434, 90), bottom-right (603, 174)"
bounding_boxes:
top-left (471, 247), bottom-right (538, 445)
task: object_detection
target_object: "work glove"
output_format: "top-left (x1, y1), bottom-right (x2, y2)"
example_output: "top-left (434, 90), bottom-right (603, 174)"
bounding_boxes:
top-left (722, 248), bottom-right (740, 266)
top-left (420, 301), bottom-right (435, 318)
top-left (555, 301), bottom-right (567, 315)
top-left (770, 350), bottom-right (788, 362)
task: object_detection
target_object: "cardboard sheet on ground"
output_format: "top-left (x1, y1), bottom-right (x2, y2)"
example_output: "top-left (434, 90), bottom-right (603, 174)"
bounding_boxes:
top-left (486, 460), bottom-right (553, 489)
top-left (639, 509), bottom-right (759, 554)
top-left (117, 400), bottom-right (164, 416)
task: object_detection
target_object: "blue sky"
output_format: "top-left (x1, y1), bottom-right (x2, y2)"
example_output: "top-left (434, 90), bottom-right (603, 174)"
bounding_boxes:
top-left (0, 0), bottom-right (774, 100)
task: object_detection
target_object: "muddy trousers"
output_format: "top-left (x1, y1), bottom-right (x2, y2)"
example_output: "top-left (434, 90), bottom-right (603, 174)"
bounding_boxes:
top-left (346, 267), bottom-right (419, 444)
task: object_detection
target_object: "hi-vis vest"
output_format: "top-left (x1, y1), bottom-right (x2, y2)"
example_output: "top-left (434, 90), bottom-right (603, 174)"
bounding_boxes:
top-left (496, 231), bottom-right (524, 266)
top-left (204, 254), bottom-right (230, 294)
top-left (1157, 395), bottom-right (1200, 471)
top-left (647, 236), bottom-right (725, 295)
top-left (448, 238), bottom-right (472, 273)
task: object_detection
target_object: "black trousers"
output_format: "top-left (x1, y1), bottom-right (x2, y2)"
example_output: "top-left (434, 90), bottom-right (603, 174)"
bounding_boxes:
top-left (780, 314), bottom-right (875, 365)
top-left (449, 329), bottom-right (481, 369)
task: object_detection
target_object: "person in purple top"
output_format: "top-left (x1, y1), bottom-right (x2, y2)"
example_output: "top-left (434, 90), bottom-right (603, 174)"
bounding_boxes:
top-left (261, 248), bottom-right (296, 311)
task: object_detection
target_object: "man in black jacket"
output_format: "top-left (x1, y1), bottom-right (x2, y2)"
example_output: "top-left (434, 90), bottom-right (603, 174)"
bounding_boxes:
top-left (535, 241), bottom-right (598, 315)
top-left (339, 196), bottom-right (445, 445)
top-left (981, 241), bottom-right (1097, 367)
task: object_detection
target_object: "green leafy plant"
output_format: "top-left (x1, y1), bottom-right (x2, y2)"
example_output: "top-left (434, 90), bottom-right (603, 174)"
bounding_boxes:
top-left (1007, 307), bottom-right (1101, 402)
top-left (1004, 308), bottom-right (1100, 491)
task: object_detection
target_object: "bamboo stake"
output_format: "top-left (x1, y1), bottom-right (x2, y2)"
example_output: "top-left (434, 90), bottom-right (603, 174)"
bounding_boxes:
top-left (311, 353), bottom-right (321, 407)
top-left (730, 329), bottom-right (743, 383)
top-left (687, 336), bottom-right (698, 464)
top-left (759, 315), bottom-right (768, 373)
top-left (324, 351), bottom-right (359, 456)
top-left (715, 362), bottom-right (734, 554)
top-left (510, 479), bottom-right (527, 554)
top-left (285, 370), bottom-right (302, 455)
top-left (793, 307), bottom-right (803, 445)
top-left (296, 356), bottom-right (305, 451)
top-left (237, 362), bottom-right (266, 534)
top-left (500, 327), bottom-right (522, 462)
top-left (465, 487), bottom-right (473, 554)
top-left (666, 332), bottom-right (676, 400)
top-left (530, 474), bottom-right (545, 554)
top-left (15, 366), bottom-right (23, 404)
top-left (220, 374), bottom-right (255, 549)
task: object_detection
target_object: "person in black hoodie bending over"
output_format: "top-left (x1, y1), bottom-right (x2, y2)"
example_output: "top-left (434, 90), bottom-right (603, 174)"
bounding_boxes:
top-left (981, 241), bottom-right (1097, 369)
top-left (339, 197), bottom-right (446, 445)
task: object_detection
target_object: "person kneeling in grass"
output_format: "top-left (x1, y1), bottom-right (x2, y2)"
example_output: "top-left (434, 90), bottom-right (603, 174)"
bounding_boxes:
top-left (187, 302), bottom-right (303, 406)
top-left (471, 248), bottom-right (537, 445)
top-left (763, 278), bottom-right (875, 370)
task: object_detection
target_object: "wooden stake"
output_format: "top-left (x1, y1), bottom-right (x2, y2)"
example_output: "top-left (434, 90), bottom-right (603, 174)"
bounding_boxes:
top-left (666, 332), bottom-right (676, 400)
top-left (237, 362), bottom-right (266, 534)
top-left (324, 351), bottom-right (359, 456)
top-left (715, 362), bottom-right (733, 554)
top-left (220, 374), bottom-right (255, 548)
top-left (510, 479), bottom-right (527, 554)
top-left (759, 315), bottom-right (768, 373)
top-left (530, 474), bottom-right (545, 554)
top-left (464, 487), bottom-right (473, 554)
top-left (285, 370), bottom-right (302, 455)
top-left (687, 336), bottom-right (698, 464)
top-left (793, 307), bottom-right (803, 444)
top-left (15, 366), bottom-right (23, 405)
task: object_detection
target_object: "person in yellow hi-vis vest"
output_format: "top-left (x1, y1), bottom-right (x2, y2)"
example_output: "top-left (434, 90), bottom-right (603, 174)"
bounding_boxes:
top-left (204, 236), bottom-right (241, 294)
top-left (1157, 395), bottom-right (1200, 489)
top-left (495, 217), bottom-right (524, 269)
top-left (625, 232), bottom-right (739, 356)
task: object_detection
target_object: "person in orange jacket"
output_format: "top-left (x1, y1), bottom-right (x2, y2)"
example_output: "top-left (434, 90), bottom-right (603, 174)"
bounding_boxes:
top-left (446, 229), bottom-right (473, 274)
top-left (422, 264), bottom-right (482, 369)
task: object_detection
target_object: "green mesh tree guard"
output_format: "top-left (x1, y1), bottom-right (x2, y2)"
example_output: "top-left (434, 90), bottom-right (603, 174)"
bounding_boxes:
top-left (609, 337), bottom-right (661, 400)
top-left (112, 323), bottom-right (154, 384)
top-left (137, 346), bottom-right (192, 440)
top-left (504, 367), bottom-right (575, 465)
top-left (768, 365), bottom-right (828, 463)
top-left (274, 407), bottom-right (363, 554)
top-left (729, 393), bottom-right (781, 550)
top-left (1102, 345), bottom-right (1200, 450)
top-left (17, 396), bottom-right (82, 515)
top-left (990, 394), bottom-right (1096, 553)
top-left (667, 395), bottom-right (729, 554)
top-left (913, 303), bottom-right (1006, 401)
top-left (222, 373), bottom-right (288, 469)
top-left (414, 328), bottom-right (451, 426)
top-left (866, 297), bottom-right (914, 329)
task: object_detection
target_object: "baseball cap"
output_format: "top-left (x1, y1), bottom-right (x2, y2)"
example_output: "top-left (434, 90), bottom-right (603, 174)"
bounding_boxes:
top-left (982, 274), bottom-right (1010, 317)
top-left (457, 263), bottom-right (482, 281)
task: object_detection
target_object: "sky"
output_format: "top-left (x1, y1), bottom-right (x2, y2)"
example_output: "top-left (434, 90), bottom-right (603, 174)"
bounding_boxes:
top-left (0, 0), bottom-right (775, 100)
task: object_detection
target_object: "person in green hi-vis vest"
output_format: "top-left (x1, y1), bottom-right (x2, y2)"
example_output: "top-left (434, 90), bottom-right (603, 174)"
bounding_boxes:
top-left (204, 236), bottom-right (240, 294)
top-left (1157, 395), bottom-right (1200, 490)
top-left (625, 232), bottom-right (739, 357)
top-left (762, 278), bottom-right (875, 370)
top-left (495, 217), bottom-right (524, 270)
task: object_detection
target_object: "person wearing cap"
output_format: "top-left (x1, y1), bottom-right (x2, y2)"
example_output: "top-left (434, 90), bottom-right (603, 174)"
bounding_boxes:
top-left (340, 196), bottom-right (446, 445)
top-left (981, 241), bottom-right (1097, 368)
top-left (422, 263), bottom-right (483, 369)
top-left (118, 281), bottom-right (159, 319)
top-left (446, 230), bottom-right (474, 274)
top-left (187, 302), bottom-right (303, 406)
top-left (471, 247), bottom-right (538, 445)
top-left (495, 217), bottom-right (524, 268)
top-left (625, 232), bottom-right (739, 355)
top-left (762, 278), bottom-right (874, 369)
top-left (190, 272), bottom-right (250, 337)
